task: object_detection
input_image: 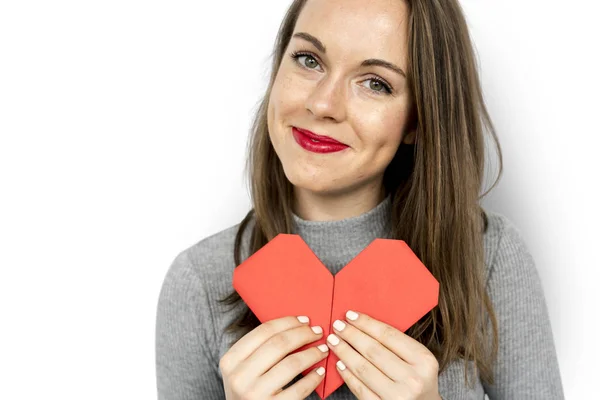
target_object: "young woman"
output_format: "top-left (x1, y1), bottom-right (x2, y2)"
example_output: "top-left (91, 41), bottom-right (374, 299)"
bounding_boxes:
top-left (156, 0), bottom-right (564, 399)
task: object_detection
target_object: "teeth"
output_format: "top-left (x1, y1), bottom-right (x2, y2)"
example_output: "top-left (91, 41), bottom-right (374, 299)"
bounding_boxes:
top-left (310, 138), bottom-right (320, 142)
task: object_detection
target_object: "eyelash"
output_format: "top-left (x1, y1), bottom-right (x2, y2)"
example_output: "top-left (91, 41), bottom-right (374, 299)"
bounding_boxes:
top-left (289, 50), bottom-right (394, 96)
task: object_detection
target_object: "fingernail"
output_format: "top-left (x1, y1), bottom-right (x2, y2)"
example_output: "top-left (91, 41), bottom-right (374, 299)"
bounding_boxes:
top-left (346, 310), bottom-right (358, 321)
top-left (317, 344), bottom-right (329, 352)
top-left (297, 316), bottom-right (309, 323)
top-left (333, 320), bottom-right (346, 331)
top-left (311, 326), bottom-right (323, 334)
top-left (336, 360), bottom-right (346, 370)
top-left (316, 366), bottom-right (326, 376)
top-left (327, 333), bottom-right (340, 346)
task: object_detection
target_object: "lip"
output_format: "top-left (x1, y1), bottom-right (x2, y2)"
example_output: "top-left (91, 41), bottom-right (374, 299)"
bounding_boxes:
top-left (293, 127), bottom-right (346, 145)
top-left (292, 127), bottom-right (349, 154)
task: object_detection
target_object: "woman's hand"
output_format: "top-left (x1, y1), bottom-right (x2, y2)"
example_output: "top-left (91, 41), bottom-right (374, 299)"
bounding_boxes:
top-left (219, 315), bottom-right (329, 400)
top-left (326, 310), bottom-right (441, 400)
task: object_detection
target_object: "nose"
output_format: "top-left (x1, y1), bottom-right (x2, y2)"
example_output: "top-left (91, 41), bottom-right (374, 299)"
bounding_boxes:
top-left (304, 73), bottom-right (347, 122)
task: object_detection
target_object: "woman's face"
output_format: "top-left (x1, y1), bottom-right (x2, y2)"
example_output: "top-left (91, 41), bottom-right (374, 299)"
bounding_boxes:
top-left (267, 0), bottom-right (414, 197)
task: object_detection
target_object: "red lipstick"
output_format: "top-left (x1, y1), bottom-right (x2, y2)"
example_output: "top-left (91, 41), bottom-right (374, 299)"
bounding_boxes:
top-left (292, 127), bottom-right (349, 154)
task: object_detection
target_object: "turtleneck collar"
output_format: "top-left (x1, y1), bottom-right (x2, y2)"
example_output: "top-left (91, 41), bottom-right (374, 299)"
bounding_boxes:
top-left (291, 193), bottom-right (392, 275)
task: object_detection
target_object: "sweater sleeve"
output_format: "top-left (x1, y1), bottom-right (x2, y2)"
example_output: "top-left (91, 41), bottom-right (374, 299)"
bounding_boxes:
top-left (155, 250), bottom-right (225, 399)
top-left (482, 216), bottom-right (564, 399)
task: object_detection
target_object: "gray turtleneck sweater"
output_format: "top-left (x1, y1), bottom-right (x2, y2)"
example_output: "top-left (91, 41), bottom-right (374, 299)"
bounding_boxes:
top-left (155, 196), bottom-right (564, 399)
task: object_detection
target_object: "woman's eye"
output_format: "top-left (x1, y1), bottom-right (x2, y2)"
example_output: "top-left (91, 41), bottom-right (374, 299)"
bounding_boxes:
top-left (297, 55), bottom-right (320, 70)
top-left (362, 79), bottom-right (392, 95)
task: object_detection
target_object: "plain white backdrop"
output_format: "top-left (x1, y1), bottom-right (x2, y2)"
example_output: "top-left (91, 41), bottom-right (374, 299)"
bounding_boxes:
top-left (0, 0), bottom-right (598, 398)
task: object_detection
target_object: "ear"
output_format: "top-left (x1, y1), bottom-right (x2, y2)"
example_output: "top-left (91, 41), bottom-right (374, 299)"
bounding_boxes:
top-left (402, 129), bottom-right (416, 145)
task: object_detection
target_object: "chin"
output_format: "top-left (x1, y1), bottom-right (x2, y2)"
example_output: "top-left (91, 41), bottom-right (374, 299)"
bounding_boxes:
top-left (283, 165), bottom-right (340, 194)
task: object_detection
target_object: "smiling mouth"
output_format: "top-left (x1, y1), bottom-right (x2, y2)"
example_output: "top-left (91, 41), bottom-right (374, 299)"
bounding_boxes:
top-left (292, 126), bottom-right (346, 145)
top-left (292, 127), bottom-right (349, 154)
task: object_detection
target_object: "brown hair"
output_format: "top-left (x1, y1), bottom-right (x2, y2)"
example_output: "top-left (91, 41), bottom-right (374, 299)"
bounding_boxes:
top-left (219, 0), bottom-right (501, 388)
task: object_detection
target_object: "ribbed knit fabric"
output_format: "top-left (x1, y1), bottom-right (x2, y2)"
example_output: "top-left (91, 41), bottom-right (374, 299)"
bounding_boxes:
top-left (155, 195), bottom-right (564, 399)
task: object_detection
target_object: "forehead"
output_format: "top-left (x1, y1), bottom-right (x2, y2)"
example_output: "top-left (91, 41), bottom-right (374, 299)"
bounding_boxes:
top-left (294, 0), bottom-right (409, 63)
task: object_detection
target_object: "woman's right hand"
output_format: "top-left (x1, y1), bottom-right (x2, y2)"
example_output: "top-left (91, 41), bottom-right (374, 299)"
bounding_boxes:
top-left (219, 315), bottom-right (329, 399)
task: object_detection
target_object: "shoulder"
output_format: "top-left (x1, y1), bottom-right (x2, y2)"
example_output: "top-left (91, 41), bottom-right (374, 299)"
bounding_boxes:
top-left (158, 212), bottom-right (256, 310)
top-left (481, 207), bottom-right (542, 294)
top-left (482, 208), bottom-right (528, 262)
top-left (162, 220), bottom-right (251, 292)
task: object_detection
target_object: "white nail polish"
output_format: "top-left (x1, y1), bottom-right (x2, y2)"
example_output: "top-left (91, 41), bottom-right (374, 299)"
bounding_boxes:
top-left (327, 333), bottom-right (340, 346)
top-left (316, 367), bottom-right (326, 376)
top-left (297, 316), bottom-right (309, 323)
top-left (311, 326), bottom-right (323, 334)
top-left (336, 360), bottom-right (346, 371)
top-left (333, 319), bottom-right (346, 331)
top-left (346, 310), bottom-right (358, 321)
top-left (317, 344), bottom-right (329, 352)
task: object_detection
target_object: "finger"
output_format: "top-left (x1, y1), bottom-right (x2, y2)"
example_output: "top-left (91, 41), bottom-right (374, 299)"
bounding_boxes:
top-left (332, 318), bottom-right (412, 382)
top-left (275, 366), bottom-right (326, 400)
top-left (326, 333), bottom-right (394, 398)
top-left (237, 323), bottom-right (324, 379)
top-left (219, 315), bottom-right (310, 375)
top-left (335, 359), bottom-right (380, 400)
top-left (258, 343), bottom-right (329, 394)
top-left (344, 310), bottom-right (429, 366)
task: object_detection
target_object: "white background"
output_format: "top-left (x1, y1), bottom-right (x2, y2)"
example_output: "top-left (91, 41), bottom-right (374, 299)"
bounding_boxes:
top-left (0, 0), bottom-right (598, 398)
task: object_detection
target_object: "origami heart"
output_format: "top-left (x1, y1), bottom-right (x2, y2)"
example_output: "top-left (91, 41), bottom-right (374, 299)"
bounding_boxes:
top-left (232, 234), bottom-right (439, 399)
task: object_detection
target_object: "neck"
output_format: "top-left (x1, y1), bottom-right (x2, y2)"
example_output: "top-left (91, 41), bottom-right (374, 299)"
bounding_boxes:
top-left (291, 192), bottom-right (392, 274)
top-left (292, 183), bottom-right (386, 222)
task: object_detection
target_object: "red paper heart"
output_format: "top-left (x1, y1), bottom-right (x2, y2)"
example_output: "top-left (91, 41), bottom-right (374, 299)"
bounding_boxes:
top-left (233, 234), bottom-right (439, 399)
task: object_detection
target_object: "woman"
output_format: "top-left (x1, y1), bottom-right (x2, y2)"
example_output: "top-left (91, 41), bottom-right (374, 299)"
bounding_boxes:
top-left (156, 0), bottom-right (564, 398)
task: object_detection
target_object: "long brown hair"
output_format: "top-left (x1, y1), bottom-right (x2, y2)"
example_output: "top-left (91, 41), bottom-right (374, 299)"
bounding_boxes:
top-left (219, 0), bottom-right (501, 388)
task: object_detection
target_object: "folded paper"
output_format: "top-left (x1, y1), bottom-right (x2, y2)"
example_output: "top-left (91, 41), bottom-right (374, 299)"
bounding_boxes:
top-left (233, 233), bottom-right (439, 399)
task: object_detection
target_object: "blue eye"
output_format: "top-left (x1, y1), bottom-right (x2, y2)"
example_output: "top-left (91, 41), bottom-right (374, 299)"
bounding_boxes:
top-left (289, 50), bottom-right (394, 96)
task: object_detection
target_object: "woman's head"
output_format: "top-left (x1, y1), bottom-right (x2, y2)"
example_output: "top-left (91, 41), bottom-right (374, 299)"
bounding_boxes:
top-left (267, 0), bottom-right (416, 199)
top-left (226, 0), bottom-right (502, 388)
top-left (250, 0), bottom-right (501, 224)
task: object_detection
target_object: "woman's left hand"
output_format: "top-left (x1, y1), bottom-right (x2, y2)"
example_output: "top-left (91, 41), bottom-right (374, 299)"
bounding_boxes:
top-left (326, 310), bottom-right (442, 400)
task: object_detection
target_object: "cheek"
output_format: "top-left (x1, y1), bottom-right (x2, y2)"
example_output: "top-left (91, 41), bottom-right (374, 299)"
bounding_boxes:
top-left (268, 71), bottom-right (298, 144)
top-left (357, 107), bottom-right (406, 151)
top-left (272, 67), bottom-right (308, 116)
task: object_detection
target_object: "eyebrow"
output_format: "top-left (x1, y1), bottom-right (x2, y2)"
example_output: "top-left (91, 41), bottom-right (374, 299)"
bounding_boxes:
top-left (292, 32), bottom-right (406, 78)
